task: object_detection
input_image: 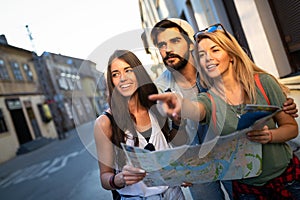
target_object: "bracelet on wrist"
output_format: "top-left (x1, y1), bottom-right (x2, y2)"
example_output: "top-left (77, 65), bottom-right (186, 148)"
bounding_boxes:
top-left (109, 174), bottom-right (124, 190)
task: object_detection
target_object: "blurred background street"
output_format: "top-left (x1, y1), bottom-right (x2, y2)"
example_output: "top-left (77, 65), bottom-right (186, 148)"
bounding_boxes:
top-left (1, 0), bottom-right (300, 199)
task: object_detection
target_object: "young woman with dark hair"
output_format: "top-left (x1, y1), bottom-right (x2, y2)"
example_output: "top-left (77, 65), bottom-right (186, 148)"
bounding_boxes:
top-left (94, 49), bottom-right (185, 200)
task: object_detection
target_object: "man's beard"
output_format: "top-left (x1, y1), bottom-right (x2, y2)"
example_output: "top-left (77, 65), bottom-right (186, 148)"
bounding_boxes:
top-left (163, 51), bottom-right (189, 71)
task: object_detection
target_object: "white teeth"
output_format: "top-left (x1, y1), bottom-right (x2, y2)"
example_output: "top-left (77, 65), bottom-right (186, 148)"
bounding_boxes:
top-left (120, 84), bottom-right (130, 88)
top-left (207, 64), bottom-right (216, 69)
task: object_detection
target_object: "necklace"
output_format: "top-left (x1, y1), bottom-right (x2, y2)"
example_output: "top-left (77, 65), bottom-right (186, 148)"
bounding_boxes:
top-left (226, 98), bottom-right (244, 119)
top-left (212, 86), bottom-right (245, 118)
top-left (230, 104), bottom-right (244, 118)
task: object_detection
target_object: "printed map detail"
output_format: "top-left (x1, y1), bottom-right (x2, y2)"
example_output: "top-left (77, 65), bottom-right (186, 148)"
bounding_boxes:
top-left (121, 104), bottom-right (280, 187)
top-left (122, 130), bottom-right (262, 187)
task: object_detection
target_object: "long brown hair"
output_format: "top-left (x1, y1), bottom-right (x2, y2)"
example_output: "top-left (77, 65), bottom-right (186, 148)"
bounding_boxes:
top-left (106, 50), bottom-right (170, 148)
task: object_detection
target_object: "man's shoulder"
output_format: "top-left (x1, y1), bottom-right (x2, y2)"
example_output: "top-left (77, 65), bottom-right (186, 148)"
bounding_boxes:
top-left (155, 70), bottom-right (173, 84)
top-left (154, 70), bottom-right (174, 92)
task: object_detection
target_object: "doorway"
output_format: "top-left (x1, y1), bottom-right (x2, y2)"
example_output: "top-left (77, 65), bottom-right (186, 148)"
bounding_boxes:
top-left (10, 108), bottom-right (33, 144)
top-left (5, 98), bottom-right (32, 144)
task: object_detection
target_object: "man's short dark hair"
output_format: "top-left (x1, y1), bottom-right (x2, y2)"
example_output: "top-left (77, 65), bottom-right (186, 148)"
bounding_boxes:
top-left (150, 19), bottom-right (193, 46)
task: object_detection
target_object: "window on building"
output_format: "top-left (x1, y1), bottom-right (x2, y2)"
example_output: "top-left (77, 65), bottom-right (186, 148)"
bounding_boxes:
top-left (58, 77), bottom-right (69, 90)
top-left (0, 59), bottom-right (10, 80)
top-left (23, 63), bottom-right (34, 81)
top-left (10, 61), bottom-right (24, 81)
top-left (0, 109), bottom-right (8, 133)
top-left (66, 78), bottom-right (74, 90)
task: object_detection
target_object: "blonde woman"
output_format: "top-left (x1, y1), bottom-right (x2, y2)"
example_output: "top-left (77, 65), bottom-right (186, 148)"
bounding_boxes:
top-left (149, 24), bottom-right (300, 199)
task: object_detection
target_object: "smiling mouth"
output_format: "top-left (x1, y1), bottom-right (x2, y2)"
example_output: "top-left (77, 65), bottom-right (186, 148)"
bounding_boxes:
top-left (120, 84), bottom-right (131, 89)
top-left (207, 64), bottom-right (217, 70)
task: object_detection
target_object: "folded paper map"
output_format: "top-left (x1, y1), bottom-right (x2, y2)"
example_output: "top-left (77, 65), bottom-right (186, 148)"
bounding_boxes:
top-left (121, 104), bottom-right (281, 186)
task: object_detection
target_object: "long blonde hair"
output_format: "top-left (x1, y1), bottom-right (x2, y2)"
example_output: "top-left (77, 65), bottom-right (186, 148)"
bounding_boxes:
top-left (194, 30), bottom-right (289, 103)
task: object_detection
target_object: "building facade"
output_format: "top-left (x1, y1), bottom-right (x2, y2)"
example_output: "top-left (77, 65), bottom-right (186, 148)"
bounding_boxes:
top-left (38, 52), bottom-right (106, 136)
top-left (0, 34), bottom-right (107, 163)
top-left (0, 35), bottom-right (57, 163)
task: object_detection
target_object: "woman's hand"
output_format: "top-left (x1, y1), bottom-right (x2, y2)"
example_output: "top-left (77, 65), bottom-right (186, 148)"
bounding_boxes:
top-left (247, 125), bottom-right (272, 144)
top-left (282, 97), bottom-right (298, 118)
top-left (181, 182), bottom-right (193, 187)
top-left (121, 165), bottom-right (146, 186)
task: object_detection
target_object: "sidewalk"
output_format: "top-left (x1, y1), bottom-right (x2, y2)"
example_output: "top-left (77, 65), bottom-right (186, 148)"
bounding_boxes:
top-left (16, 137), bottom-right (54, 155)
top-left (0, 128), bottom-right (78, 176)
top-left (10, 124), bottom-right (80, 157)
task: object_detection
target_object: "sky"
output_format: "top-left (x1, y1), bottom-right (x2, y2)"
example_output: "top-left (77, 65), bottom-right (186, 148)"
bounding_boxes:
top-left (0, 0), bottom-right (150, 63)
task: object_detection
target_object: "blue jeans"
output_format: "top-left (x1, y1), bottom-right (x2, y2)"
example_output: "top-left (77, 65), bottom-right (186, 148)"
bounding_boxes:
top-left (236, 180), bottom-right (300, 200)
top-left (189, 180), bottom-right (233, 200)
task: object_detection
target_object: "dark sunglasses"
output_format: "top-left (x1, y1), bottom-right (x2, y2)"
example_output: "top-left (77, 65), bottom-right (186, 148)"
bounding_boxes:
top-left (193, 23), bottom-right (231, 43)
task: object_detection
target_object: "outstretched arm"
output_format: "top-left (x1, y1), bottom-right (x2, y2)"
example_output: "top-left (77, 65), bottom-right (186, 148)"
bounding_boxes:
top-left (149, 92), bottom-right (206, 122)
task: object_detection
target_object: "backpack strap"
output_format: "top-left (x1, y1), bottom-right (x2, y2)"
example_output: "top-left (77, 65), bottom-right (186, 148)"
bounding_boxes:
top-left (102, 111), bottom-right (114, 124)
top-left (254, 74), bottom-right (270, 105)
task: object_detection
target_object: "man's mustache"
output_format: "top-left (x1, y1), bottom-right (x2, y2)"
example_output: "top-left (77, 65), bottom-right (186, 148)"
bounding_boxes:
top-left (163, 53), bottom-right (181, 62)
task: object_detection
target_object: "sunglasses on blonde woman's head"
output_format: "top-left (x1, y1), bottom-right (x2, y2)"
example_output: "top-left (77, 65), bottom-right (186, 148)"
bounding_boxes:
top-left (193, 23), bottom-right (231, 43)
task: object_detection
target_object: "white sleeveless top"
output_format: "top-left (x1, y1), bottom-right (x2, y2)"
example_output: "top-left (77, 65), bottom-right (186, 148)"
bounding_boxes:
top-left (118, 111), bottom-right (170, 197)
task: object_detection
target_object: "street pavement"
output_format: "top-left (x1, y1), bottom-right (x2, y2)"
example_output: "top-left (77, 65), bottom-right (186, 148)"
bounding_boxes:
top-left (0, 122), bottom-right (113, 200)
